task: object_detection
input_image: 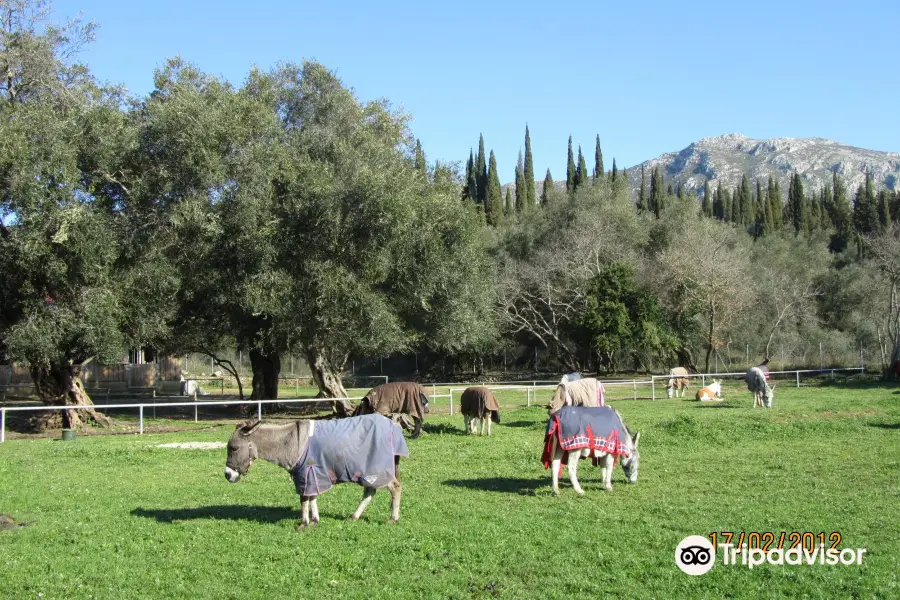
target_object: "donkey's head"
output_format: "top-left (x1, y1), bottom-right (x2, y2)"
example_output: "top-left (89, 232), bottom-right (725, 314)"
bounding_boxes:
top-left (621, 430), bottom-right (641, 483)
top-left (224, 420), bottom-right (262, 483)
top-left (763, 383), bottom-right (776, 408)
top-left (709, 379), bottom-right (722, 396)
top-left (547, 385), bottom-right (566, 415)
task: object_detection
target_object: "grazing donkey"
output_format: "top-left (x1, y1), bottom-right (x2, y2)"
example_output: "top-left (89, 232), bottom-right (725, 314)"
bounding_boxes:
top-left (695, 380), bottom-right (723, 401)
top-left (541, 405), bottom-right (641, 496)
top-left (353, 382), bottom-right (429, 438)
top-left (460, 386), bottom-right (501, 435)
top-left (224, 415), bottom-right (408, 529)
top-left (746, 367), bottom-right (775, 408)
top-left (547, 377), bottom-right (606, 415)
top-left (666, 367), bottom-right (691, 398)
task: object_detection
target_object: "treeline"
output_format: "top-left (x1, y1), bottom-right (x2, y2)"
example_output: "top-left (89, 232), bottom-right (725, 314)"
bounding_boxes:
top-left (456, 127), bottom-right (899, 378)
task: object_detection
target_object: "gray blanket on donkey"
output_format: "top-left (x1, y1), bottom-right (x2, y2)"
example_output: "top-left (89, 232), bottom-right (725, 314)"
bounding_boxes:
top-left (542, 405), bottom-right (632, 468)
top-left (291, 414), bottom-right (409, 496)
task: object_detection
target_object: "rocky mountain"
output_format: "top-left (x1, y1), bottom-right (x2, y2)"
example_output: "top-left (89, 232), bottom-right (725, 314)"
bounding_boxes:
top-left (624, 133), bottom-right (900, 199)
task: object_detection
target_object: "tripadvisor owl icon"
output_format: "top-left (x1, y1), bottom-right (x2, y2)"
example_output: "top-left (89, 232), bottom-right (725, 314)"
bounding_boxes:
top-left (676, 535), bottom-right (716, 575)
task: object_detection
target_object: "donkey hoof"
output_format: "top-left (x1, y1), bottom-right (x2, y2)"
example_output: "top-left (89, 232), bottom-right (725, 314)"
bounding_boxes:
top-left (385, 518), bottom-right (399, 526)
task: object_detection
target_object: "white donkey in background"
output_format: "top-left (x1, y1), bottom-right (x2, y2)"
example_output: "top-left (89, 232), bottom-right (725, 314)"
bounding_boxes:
top-left (695, 380), bottom-right (723, 401)
top-left (746, 367), bottom-right (775, 408)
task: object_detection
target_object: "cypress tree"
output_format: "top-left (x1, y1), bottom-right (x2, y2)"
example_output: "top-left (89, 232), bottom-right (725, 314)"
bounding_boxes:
top-left (475, 135), bottom-right (487, 206)
top-left (829, 172), bottom-right (849, 249)
top-left (739, 174), bottom-right (751, 226)
top-left (575, 145), bottom-right (587, 191)
top-left (773, 179), bottom-right (784, 229)
top-left (566, 136), bottom-right (576, 193)
top-left (723, 188), bottom-right (733, 223)
top-left (713, 181), bottom-right (724, 219)
top-left (485, 150), bottom-right (502, 225)
top-left (852, 171), bottom-right (880, 235)
top-left (414, 139), bottom-right (427, 172)
top-left (541, 168), bottom-right (554, 206)
top-left (638, 166), bottom-right (647, 213)
top-left (524, 125), bottom-right (536, 208)
top-left (763, 187), bottom-right (775, 236)
top-left (808, 190), bottom-right (820, 231)
top-left (701, 180), bottom-right (712, 217)
top-left (651, 166), bottom-right (666, 217)
top-left (593, 135), bottom-right (604, 181)
top-left (667, 183), bottom-right (674, 197)
top-left (611, 158), bottom-right (618, 182)
top-left (878, 189), bottom-right (892, 229)
top-left (505, 187), bottom-right (512, 215)
top-left (515, 151), bottom-right (526, 212)
top-left (464, 150), bottom-right (477, 203)
top-left (753, 178), bottom-right (765, 236)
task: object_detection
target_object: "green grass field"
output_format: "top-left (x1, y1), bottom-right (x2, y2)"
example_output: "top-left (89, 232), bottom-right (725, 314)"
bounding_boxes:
top-left (1, 380), bottom-right (898, 599)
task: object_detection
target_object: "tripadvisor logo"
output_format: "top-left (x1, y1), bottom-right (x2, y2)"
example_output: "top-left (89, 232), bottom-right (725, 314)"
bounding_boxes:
top-left (675, 535), bottom-right (716, 575)
top-left (675, 535), bottom-right (868, 575)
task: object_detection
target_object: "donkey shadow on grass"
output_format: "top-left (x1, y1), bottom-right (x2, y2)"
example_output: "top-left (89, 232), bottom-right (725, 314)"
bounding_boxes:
top-left (442, 477), bottom-right (545, 496)
top-left (132, 505), bottom-right (297, 524)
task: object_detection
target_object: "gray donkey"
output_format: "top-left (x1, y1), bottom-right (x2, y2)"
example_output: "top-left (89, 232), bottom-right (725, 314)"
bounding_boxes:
top-left (224, 414), bottom-right (408, 529)
top-left (745, 367), bottom-right (775, 408)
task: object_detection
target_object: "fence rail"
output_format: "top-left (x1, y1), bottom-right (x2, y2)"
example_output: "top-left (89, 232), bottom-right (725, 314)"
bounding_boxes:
top-left (0, 367), bottom-right (868, 443)
top-left (648, 367), bottom-right (866, 400)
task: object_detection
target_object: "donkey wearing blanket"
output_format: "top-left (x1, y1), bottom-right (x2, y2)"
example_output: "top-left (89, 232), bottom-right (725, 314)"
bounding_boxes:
top-left (746, 367), bottom-right (775, 408)
top-left (666, 367), bottom-right (691, 398)
top-left (547, 377), bottom-right (606, 415)
top-left (353, 382), bottom-right (429, 438)
top-left (541, 405), bottom-right (641, 496)
top-left (460, 386), bottom-right (501, 435)
top-left (224, 415), bottom-right (408, 529)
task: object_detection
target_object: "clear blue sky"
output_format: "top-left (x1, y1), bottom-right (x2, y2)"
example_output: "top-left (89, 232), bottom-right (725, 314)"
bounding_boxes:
top-left (53, 0), bottom-right (899, 183)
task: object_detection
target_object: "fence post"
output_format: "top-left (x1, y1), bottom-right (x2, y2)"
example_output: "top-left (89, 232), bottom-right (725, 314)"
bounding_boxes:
top-left (295, 378), bottom-right (299, 397)
top-left (221, 379), bottom-right (224, 396)
top-left (831, 369), bottom-right (835, 381)
top-left (633, 381), bottom-right (637, 401)
top-left (257, 402), bottom-right (262, 421)
top-left (1, 408), bottom-right (5, 443)
top-left (139, 405), bottom-right (144, 435)
top-left (651, 377), bottom-right (656, 401)
top-left (796, 371), bottom-right (800, 388)
top-left (701, 374), bottom-right (706, 387)
top-left (448, 390), bottom-right (453, 416)
top-left (194, 402), bottom-right (198, 423)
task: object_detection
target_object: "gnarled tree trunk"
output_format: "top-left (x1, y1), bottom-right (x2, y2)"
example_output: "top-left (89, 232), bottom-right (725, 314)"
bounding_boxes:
top-left (306, 347), bottom-right (352, 417)
top-left (30, 362), bottom-right (110, 431)
top-left (248, 349), bottom-right (280, 400)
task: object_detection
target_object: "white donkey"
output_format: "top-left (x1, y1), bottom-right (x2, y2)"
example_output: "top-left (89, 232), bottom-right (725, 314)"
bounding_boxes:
top-left (746, 367), bottom-right (775, 408)
top-left (666, 367), bottom-right (691, 398)
top-left (542, 405), bottom-right (641, 496)
top-left (695, 380), bottom-right (723, 401)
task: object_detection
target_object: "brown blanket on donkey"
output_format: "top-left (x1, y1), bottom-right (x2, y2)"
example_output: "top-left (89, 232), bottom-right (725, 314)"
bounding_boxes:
top-left (460, 386), bottom-right (501, 423)
top-left (548, 377), bottom-right (605, 413)
top-left (353, 382), bottom-right (428, 423)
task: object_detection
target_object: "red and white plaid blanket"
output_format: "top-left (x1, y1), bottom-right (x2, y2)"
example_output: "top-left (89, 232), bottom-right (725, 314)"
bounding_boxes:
top-left (541, 405), bottom-right (632, 472)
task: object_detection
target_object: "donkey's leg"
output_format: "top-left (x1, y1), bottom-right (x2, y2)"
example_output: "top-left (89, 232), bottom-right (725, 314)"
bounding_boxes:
top-left (310, 497), bottom-right (320, 524)
top-left (600, 454), bottom-right (614, 490)
top-left (297, 496), bottom-right (313, 530)
top-left (487, 415), bottom-right (492, 436)
top-left (386, 478), bottom-right (402, 524)
top-left (350, 486), bottom-right (377, 520)
top-left (480, 416), bottom-right (486, 436)
top-left (412, 418), bottom-right (423, 439)
top-left (551, 440), bottom-right (563, 496)
top-left (568, 452), bottom-right (585, 496)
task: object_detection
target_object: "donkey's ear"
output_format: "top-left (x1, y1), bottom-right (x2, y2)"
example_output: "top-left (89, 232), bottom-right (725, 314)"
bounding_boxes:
top-left (632, 431), bottom-right (641, 448)
top-left (239, 420), bottom-right (262, 436)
